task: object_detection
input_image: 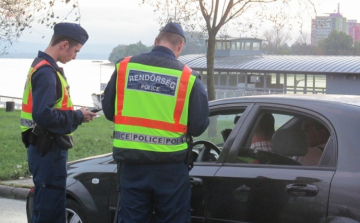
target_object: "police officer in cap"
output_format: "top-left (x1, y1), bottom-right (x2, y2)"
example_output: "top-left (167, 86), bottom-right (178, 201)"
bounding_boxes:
top-left (21, 22), bottom-right (96, 223)
top-left (102, 22), bottom-right (210, 223)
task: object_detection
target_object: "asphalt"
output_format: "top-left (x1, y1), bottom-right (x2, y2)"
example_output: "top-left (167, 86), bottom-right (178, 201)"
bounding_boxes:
top-left (0, 177), bottom-right (33, 201)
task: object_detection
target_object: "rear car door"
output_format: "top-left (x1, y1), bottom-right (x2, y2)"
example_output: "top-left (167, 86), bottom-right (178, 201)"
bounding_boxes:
top-left (202, 104), bottom-right (337, 222)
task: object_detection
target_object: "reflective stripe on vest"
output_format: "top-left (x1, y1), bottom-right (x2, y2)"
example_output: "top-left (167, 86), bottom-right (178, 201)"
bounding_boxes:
top-left (21, 60), bottom-right (51, 114)
top-left (113, 56), bottom-right (196, 153)
top-left (114, 131), bottom-right (186, 145)
top-left (20, 60), bottom-right (74, 132)
top-left (20, 118), bottom-right (36, 128)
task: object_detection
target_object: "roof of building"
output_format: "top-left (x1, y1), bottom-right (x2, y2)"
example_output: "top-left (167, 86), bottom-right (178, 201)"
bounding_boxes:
top-left (210, 37), bottom-right (264, 41)
top-left (179, 54), bottom-right (360, 74)
top-left (213, 94), bottom-right (360, 107)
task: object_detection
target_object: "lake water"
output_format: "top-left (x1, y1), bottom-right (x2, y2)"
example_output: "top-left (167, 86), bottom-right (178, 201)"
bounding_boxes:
top-left (0, 58), bottom-right (114, 107)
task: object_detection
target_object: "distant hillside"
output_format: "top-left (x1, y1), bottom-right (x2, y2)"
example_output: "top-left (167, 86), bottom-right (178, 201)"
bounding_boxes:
top-left (2, 42), bottom-right (115, 60)
top-left (2, 53), bottom-right (110, 60)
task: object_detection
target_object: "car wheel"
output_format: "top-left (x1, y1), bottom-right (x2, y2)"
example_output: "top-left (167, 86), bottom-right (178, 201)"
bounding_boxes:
top-left (66, 199), bottom-right (87, 223)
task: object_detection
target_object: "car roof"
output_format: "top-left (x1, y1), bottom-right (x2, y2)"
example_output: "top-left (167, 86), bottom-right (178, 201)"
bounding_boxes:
top-left (210, 94), bottom-right (360, 107)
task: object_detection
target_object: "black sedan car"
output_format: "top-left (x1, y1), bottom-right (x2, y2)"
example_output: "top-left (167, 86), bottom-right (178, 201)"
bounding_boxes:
top-left (27, 94), bottom-right (360, 223)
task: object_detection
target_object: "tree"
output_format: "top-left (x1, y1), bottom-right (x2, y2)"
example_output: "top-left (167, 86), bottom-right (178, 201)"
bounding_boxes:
top-left (278, 44), bottom-right (292, 55)
top-left (108, 44), bottom-right (127, 64)
top-left (317, 30), bottom-right (354, 55)
top-left (141, 0), bottom-right (317, 101)
top-left (0, 0), bottom-right (80, 55)
top-left (182, 31), bottom-right (207, 55)
top-left (124, 41), bottom-right (152, 58)
top-left (262, 29), bottom-right (291, 54)
top-left (291, 42), bottom-right (316, 55)
top-left (291, 33), bottom-right (316, 55)
top-left (354, 42), bottom-right (360, 56)
top-left (108, 41), bottom-right (152, 64)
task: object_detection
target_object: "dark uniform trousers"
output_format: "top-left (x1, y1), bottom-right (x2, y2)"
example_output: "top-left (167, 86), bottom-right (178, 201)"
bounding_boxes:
top-left (28, 143), bottom-right (68, 223)
top-left (118, 162), bottom-right (191, 223)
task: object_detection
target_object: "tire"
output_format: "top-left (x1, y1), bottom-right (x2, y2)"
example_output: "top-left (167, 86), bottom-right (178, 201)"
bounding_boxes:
top-left (66, 199), bottom-right (87, 223)
top-left (26, 189), bottom-right (34, 222)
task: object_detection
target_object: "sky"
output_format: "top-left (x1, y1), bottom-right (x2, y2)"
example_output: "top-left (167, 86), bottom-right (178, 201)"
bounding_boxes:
top-left (12, 0), bottom-right (360, 49)
top-left (17, 0), bottom-right (160, 47)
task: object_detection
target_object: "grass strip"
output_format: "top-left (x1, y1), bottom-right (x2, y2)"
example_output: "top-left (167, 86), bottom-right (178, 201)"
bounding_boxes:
top-left (0, 108), bottom-right (114, 180)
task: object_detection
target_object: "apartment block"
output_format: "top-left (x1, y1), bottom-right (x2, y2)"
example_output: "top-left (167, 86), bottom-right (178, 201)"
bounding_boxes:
top-left (311, 13), bottom-right (348, 46)
top-left (348, 20), bottom-right (360, 43)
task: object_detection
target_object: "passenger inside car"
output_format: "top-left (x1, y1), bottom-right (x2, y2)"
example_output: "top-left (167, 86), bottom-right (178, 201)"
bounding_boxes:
top-left (250, 113), bottom-right (275, 152)
top-left (298, 119), bottom-right (330, 166)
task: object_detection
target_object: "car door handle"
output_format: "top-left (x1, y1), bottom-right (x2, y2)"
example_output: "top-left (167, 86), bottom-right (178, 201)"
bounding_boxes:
top-left (285, 184), bottom-right (318, 196)
top-left (190, 178), bottom-right (202, 186)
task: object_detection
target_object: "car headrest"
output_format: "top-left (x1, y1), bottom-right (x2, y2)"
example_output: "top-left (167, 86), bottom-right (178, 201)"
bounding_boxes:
top-left (271, 128), bottom-right (308, 156)
top-left (221, 129), bottom-right (232, 141)
top-left (234, 116), bottom-right (241, 124)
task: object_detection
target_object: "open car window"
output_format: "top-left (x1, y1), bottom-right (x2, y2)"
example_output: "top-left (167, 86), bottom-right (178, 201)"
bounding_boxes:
top-left (236, 110), bottom-right (332, 167)
top-left (193, 110), bottom-right (245, 163)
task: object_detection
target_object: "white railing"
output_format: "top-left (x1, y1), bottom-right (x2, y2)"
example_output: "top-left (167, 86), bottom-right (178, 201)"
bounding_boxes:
top-left (0, 95), bottom-right (23, 110)
top-left (0, 95), bottom-right (86, 110)
top-left (213, 89), bottom-right (281, 99)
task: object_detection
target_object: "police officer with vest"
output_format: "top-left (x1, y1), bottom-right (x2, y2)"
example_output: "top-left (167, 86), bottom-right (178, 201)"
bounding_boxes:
top-left (20, 23), bottom-right (96, 223)
top-left (102, 22), bottom-right (210, 223)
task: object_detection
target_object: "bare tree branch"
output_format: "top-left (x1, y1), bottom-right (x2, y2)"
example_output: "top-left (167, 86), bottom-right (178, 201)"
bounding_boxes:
top-left (0, 0), bottom-right (80, 55)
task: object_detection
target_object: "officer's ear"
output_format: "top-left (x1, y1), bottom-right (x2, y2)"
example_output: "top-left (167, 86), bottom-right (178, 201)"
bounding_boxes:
top-left (177, 41), bottom-right (185, 52)
top-left (59, 40), bottom-right (69, 50)
top-left (154, 38), bottom-right (159, 46)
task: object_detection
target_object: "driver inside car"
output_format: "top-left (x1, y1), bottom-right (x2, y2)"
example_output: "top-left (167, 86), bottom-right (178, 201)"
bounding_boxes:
top-left (237, 113), bottom-right (275, 163)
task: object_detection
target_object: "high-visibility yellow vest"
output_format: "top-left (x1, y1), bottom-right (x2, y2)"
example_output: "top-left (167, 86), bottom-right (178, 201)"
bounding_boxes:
top-left (113, 56), bottom-right (196, 156)
top-left (20, 59), bottom-right (74, 133)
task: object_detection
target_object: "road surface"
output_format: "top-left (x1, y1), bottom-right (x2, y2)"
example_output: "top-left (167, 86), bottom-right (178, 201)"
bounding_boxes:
top-left (0, 198), bottom-right (27, 223)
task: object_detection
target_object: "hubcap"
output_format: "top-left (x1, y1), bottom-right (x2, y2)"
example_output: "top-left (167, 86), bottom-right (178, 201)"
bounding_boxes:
top-left (66, 208), bottom-right (82, 223)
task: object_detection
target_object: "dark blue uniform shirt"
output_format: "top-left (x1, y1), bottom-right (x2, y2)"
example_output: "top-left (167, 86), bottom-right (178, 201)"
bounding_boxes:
top-left (102, 46), bottom-right (209, 137)
top-left (30, 51), bottom-right (84, 135)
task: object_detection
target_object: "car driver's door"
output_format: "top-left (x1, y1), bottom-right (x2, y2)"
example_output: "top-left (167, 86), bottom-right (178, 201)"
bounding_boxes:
top-left (205, 106), bottom-right (336, 223)
top-left (190, 106), bottom-right (250, 223)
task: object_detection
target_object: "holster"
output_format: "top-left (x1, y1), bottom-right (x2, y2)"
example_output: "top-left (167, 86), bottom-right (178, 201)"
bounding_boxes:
top-left (21, 129), bottom-right (38, 148)
top-left (185, 135), bottom-right (194, 171)
top-left (21, 129), bottom-right (32, 148)
top-left (32, 125), bottom-right (54, 156)
top-left (24, 125), bottom-right (73, 153)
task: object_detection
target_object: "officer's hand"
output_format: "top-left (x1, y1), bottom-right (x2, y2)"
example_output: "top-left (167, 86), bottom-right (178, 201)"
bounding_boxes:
top-left (80, 107), bottom-right (97, 123)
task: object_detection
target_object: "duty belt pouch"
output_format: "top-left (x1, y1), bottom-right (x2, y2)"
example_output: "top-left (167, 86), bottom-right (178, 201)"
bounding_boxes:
top-left (21, 129), bottom-right (32, 148)
top-left (55, 135), bottom-right (74, 149)
top-left (32, 125), bottom-right (54, 156)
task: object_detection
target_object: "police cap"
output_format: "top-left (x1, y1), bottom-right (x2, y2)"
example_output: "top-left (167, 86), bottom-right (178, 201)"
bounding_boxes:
top-left (54, 22), bottom-right (89, 45)
top-left (161, 22), bottom-right (186, 42)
